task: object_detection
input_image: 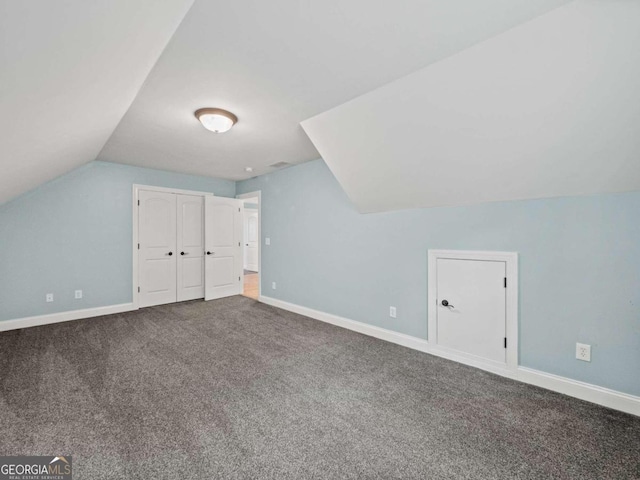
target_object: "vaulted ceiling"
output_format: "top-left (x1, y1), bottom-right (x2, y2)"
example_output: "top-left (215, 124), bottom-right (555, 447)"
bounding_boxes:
top-left (0, 0), bottom-right (194, 204)
top-left (4, 0), bottom-right (638, 213)
top-left (302, 0), bottom-right (640, 212)
top-left (97, 0), bottom-right (569, 181)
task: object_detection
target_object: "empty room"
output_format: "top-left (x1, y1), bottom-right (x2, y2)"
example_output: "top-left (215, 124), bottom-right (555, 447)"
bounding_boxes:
top-left (1, 1), bottom-right (639, 479)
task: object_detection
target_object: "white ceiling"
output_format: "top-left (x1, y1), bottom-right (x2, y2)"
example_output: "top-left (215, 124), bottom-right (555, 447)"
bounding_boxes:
top-left (97, 0), bottom-right (569, 181)
top-left (302, 0), bottom-right (640, 213)
top-left (14, 0), bottom-right (638, 212)
top-left (0, 0), bottom-right (194, 204)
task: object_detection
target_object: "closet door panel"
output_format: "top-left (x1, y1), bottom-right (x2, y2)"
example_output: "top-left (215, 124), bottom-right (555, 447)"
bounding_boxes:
top-left (139, 191), bottom-right (177, 307)
top-left (177, 194), bottom-right (205, 301)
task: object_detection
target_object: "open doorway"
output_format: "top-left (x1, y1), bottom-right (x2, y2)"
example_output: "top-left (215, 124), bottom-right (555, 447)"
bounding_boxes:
top-left (237, 191), bottom-right (261, 300)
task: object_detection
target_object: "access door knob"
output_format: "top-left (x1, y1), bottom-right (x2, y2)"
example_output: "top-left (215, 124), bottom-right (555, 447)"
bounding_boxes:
top-left (206, 251), bottom-right (214, 255)
top-left (441, 299), bottom-right (453, 308)
top-left (167, 251), bottom-right (173, 256)
top-left (180, 251), bottom-right (187, 256)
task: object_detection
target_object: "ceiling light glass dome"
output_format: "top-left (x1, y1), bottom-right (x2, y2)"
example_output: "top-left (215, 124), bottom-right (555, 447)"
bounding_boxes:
top-left (195, 108), bottom-right (238, 133)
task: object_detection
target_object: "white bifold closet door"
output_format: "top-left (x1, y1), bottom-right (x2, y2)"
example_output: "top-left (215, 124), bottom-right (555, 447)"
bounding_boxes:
top-left (139, 191), bottom-right (204, 307)
top-left (139, 190), bottom-right (178, 308)
top-left (177, 194), bottom-right (205, 301)
top-left (205, 196), bottom-right (243, 300)
top-left (139, 190), bottom-right (242, 307)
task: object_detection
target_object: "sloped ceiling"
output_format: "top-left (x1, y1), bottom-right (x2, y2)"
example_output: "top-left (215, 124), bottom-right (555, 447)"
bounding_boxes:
top-left (12, 0), bottom-right (632, 210)
top-left (0, 0), bottom-right (194, 204)
top-left (97, 0), bottom-right (569, 181)
top-left (302, 0), bottom-right (640, 213)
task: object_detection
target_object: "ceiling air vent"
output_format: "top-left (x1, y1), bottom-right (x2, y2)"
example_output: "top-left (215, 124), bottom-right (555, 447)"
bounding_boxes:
top-left (269, 161), bottom-right (290, 168)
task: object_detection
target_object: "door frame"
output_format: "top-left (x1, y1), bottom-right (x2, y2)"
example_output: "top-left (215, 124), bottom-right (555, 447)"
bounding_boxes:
top-left (132, 184), bottom-right (214, 310)
top-left (236, 190), bottom-right (261, 299)
top-left (427, 249), bottom-right (519, 372)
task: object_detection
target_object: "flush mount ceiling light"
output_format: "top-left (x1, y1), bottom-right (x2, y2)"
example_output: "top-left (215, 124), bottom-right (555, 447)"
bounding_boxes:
top-left (194, 108), bottom-right (237, 133)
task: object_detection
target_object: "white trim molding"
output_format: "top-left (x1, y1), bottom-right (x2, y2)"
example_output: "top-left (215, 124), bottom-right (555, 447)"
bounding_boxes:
top-left (132, 184), bottom-right (215, 197)
top-left (259, 295), bottom-right (640, 417)
top-left (427, 249), bottom-right (519, 373)
top-left (516, 367), bottom-right (640, 417)
top-left (236, 190), bottom-right (262, 298)
top-left (0, 303), bottom-right (135, 332)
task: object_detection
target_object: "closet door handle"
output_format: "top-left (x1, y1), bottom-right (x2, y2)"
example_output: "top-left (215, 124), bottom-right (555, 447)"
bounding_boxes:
top-left (206, 251), bottom-right (214, 255)
top-left (167, 252), bottom-right (173, 256)
top-left (180, 251), bottom-right (188, 256)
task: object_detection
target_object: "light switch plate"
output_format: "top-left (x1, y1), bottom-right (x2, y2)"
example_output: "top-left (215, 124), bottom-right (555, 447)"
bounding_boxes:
top-left (265, 237), bottom-right (271, 245)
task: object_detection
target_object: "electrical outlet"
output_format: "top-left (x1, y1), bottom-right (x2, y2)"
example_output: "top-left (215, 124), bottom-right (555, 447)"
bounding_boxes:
top-left (265, 237), bottom-right (271, 245)
top-left (272, 281), bottom-right (276, 290)
top-left (75, 290), bottom-right (83, 299)
top-left (46, 293), bottom-right (54, 302)
top-left (389, 306), bottom-right (397, 318)
top-left (576, 343), bottom-right (591, 362)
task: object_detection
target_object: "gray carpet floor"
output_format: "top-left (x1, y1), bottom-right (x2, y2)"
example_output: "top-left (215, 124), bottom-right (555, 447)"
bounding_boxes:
top-left (1, 296), bottom-right (639, 479)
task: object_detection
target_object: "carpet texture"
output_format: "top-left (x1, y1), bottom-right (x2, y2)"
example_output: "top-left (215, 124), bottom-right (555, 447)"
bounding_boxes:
top-left (1, 296), bottom-right (638, 479)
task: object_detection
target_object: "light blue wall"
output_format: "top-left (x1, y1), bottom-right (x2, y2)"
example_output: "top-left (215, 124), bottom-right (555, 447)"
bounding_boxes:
top-left (0, 161), bottom-right (235, 321)
top-left (238, 159), bottom-right (640, 396)
top-left (2, 157), bottom-right (638, 396)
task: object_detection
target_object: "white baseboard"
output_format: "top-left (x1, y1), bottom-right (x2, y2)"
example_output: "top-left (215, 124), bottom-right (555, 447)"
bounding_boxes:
top-left (0, 303), bottom-right (136, 332)
top-left (259, 295), bottom-right (515, 378)
top-left (259, 295), bottom-right (640, 417)
top-left (516, 367), bottom-right (640, 417)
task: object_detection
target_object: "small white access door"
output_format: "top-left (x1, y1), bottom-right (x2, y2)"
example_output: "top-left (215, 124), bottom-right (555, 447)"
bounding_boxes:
top-left (244, 210), bottom-right (259, 272)
top-left (436, 258), bottom-right (507, 364)
top-left (177, 194), bottom-right (204, 301)
top-left (204, 196), bottom-right (243, 300)
top-left (139, 190), bottom-right (177, 307)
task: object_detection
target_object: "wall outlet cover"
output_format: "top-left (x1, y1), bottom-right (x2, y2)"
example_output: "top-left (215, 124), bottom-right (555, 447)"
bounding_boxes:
top-left (576, 343), bottom-right (591, 362)
top-left (272, 281), bottom-right (276, 290)
top-left (75, 290), bottom-right (83, 299)
top-left (46, 293), bottom-right (54, 302)
top-left (389, 306), bottom-right (397, 318)
top-left (265, 237), bottom-right (271, 245)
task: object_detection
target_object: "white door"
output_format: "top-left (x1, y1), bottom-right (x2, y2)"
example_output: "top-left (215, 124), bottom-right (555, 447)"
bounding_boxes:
top-left (177, 194), bottom-right (204, 301)
top-left (139, 190), bottom-right (177, 307)
top-left (243, 214), bottom-right (249, 269)
top-left (204, 196), bottom-right (243, 300)
top-left (244, 210), bottom-right (259, 272)
top-left (436, 258), bottom-right (506, 363)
